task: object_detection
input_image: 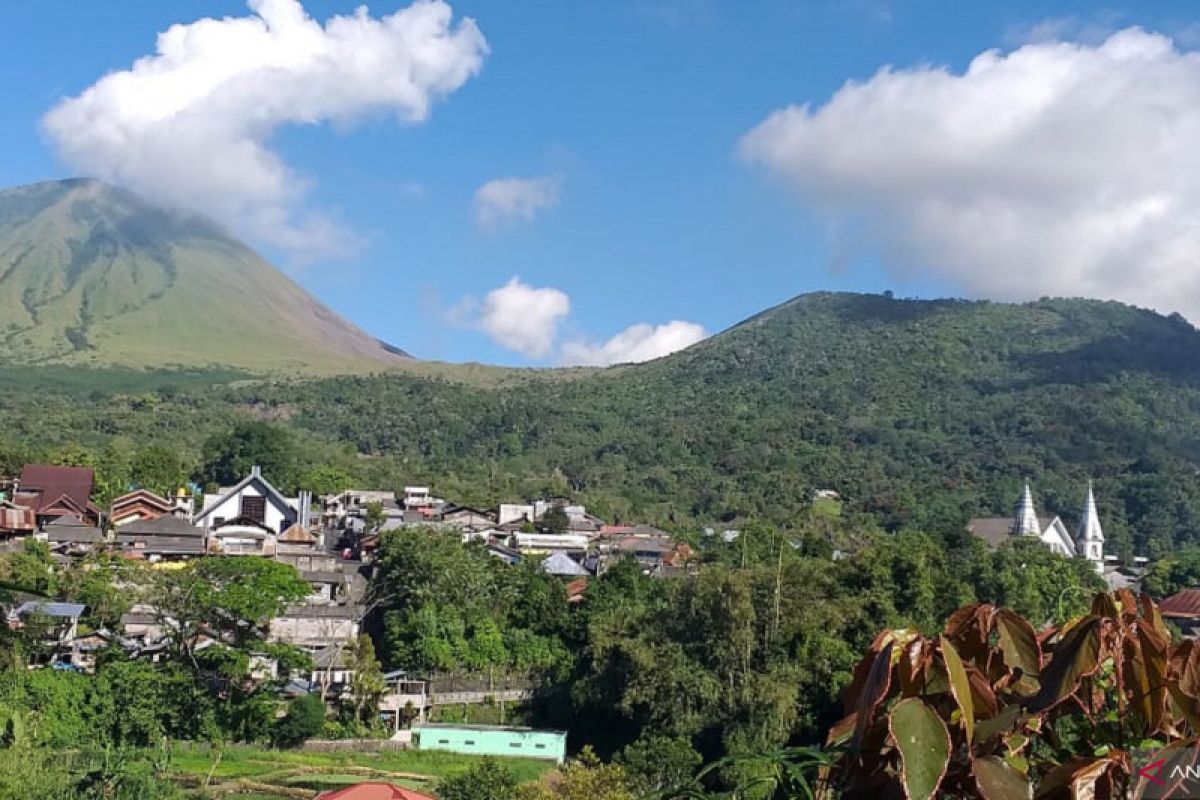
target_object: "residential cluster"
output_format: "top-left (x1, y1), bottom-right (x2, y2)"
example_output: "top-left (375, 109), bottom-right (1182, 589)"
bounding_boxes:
top-left (0, 462), bottom-right (692, 740)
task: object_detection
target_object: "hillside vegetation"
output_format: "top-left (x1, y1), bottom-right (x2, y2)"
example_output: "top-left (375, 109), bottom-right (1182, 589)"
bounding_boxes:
top-left (3, 292), bottom-right (1200, 557)
top-left (0, 179), bottom-right (410, 374)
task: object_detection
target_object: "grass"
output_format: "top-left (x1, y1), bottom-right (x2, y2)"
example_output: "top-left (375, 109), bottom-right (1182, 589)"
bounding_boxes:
top-left (166, 742), bottom-right (556, 797)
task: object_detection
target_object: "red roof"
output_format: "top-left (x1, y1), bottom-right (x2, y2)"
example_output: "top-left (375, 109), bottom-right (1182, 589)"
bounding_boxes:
top-left (317, 783), bottom-right (435, 800)
top-left (1159, 589), bottom-right (1200, 618)
top-left (16, 465), bottom-right (95, 514)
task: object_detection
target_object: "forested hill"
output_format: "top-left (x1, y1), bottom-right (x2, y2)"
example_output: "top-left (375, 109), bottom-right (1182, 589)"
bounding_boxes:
top-left (4, 292), bottom-right (1200, 557)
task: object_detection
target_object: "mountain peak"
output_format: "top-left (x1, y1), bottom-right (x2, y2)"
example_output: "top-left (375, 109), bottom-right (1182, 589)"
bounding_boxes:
top-left (0, 179), bottom-right (409, 373)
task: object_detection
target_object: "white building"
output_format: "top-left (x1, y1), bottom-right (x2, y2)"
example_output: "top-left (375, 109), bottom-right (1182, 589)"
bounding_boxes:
top-left (968, 481), bottom-right (1106, 572)
top-left (194, 466), bottom-right (311, 535)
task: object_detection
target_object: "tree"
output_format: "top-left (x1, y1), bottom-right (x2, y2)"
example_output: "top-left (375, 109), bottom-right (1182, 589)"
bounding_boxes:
top-left (298, 465), bottom-right (353, 497)
top-left (131, 445), bottom-right (191, 496)
top-left (273, 694), bottom-right (325, 747)
top-left (154, 557), bottom-right (311, 662)
top-left (616, 736), bottom-right (702, 796)
top-left (518, 748), bottom-right (633, 800)
top-left (541, 505), bottom-right (571, 534)
top-left (346, 635), bottom-right (386, 724)
top-left (201, 421), bottom-right (296, 490)
top-left (0, 539), bottom-right (56, 594)
top-left (1142, 544), bottom-right (1200, 598)
top-left (437, 758), bottom-right (519, 800)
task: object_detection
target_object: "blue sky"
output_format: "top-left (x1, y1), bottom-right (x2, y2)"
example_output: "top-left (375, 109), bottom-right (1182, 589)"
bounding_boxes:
top-left (4, 1), bottom-right (1200, 364)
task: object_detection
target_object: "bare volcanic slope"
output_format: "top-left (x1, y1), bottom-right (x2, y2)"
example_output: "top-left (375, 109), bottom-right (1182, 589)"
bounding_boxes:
top-left (0, 179), bottom-right (410, 374)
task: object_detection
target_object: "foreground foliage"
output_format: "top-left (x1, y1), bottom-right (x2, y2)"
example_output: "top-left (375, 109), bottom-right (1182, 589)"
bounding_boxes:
top-left (822, 590), bottom-right (1196, 799)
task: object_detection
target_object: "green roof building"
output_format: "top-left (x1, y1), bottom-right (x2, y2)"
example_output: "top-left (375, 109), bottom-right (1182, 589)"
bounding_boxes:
top-left (412, 723), bottom-right (567, 764)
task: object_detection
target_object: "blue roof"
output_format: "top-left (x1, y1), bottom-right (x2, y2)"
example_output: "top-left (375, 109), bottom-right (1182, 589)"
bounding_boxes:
top-left (15, 601), bottom-right (86, 619)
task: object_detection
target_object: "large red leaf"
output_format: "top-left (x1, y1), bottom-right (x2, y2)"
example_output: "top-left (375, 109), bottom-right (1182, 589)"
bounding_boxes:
top-left (1029, 615), bottom-right (1103, 713)
top-left (852, 640), bottom-right (895, 751)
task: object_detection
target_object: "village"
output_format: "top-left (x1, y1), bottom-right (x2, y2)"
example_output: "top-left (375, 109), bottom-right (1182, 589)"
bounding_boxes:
top-left (0, 462), bottom-right (708, 763)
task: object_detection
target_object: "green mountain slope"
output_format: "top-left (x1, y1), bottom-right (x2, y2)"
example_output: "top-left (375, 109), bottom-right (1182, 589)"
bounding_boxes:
top-left (240, 292), bottom-right (1200, 556)
top-left (0, 179), bottom-right (410, 374)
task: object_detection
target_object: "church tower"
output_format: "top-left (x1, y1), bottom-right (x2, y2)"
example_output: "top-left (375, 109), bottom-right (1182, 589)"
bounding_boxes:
top-left (1076, 481), bottom-right (1105, 571)
top-left (1011, 482), bottom-right (1040, 536)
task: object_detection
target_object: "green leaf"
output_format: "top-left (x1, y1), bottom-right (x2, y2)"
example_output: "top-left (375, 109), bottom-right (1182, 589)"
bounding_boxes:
top-left (889, 697), bottom-right (950, 800)
top-left (995, 608), bottom-right (1041, 678)
top-left (976, 704), bottom-right (1022, 743)
top-left (940, 635), bottom-right (973, 742)
top-left (973, 756), bottom-right (1031, 800)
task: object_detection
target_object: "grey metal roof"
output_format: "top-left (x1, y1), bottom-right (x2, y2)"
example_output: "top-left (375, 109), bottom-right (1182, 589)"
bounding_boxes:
top-left (280, 603), bottom-right (360, 619)
top-left (45, 514), bottom-right (104, 543)
top-left (119, 515), bottom-right (204, 537)
top-left (301, 570), bottom-right (346, 584)
top-left (542, 551), bottom-right (589, 577)
top-left (119, 538), bottom-right (206, 555)
top-left (15, 601), bottom-right (86, 619)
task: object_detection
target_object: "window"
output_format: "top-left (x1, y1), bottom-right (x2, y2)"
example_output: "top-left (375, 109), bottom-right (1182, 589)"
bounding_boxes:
top-left (464, 740), bottom-right (475, 745)
top-left (438, 739), bottom-right (450, 745)
top-left (241, 496), bottom-right (266, 523)
top-left (535, 744), bottom-right (546, 750)
top-left (509, 742), bottom-right (522, 748)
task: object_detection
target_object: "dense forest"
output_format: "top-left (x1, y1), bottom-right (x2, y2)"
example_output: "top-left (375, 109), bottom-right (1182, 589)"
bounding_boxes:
top-left (4, 293), bottom-right (1200, 558)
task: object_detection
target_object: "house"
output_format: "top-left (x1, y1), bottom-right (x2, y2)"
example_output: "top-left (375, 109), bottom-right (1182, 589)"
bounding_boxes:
top-left (509, 531), bottom-right (591, 553)
top-left (403, 486), bottom-right (443, 511)
top-left (269, 603), bottom-right (361, 649)
top-left (968, 482), bottom-right (1106, 572)
top-left (439, 505), bottom-right (497, 530)
top-left (116, 515), bottom-right (206, 560)
top-left (110, 488), bottom-right (193, 527)
top-left (0, 500), bottom-right (36, 539)
top-left (42, 514), bottom-right (106, 554)
top-left (484, 540), bottom-right (522, 565)
top-left (9, 601), bottom-right (86, 643)
top-left (120, 604), bottom-right (168, 643)
top-left (209, 517), bottom-right (279, 556)
top-left (321, 489), bottom-right (397, 528)
top-left (316, 783), bottom-right (435, 800)
top-left (13, 465), bottom-right (102, 527)
top-left (542, 551), bottom-right (589, 577)
top-left (1159, 589), bottom-right (1200, 638)
top-left (412, 723), bottom-right (567, 764)
top-left (194, 466), bottom-right (312, 535)
top-left (309, 644), bottom-right (355, 698)
top-left (600, 533), bottom-right (676, 571)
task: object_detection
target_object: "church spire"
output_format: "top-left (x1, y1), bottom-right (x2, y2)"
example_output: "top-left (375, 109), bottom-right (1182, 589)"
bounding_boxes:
top-left (1012, 481), bottom-right (1040, 536)
top-left (1077, 481), bottom-right (1105, 570)
top-left (1078, 482), bottom-right (1104, 544)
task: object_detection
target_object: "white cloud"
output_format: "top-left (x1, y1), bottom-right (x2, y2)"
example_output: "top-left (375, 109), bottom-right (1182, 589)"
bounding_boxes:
top-left (43, 0), bottom-right (487, 259)
top-left (475, 278), bottom-right (571, 358)
top-left (473, 176), bottom-right (561, 230)
top-left (740, 28), bottom-right (1200, 320)
top-left (455, 279), bottom-right (706, 364)
top-left (561, 321), bottom-right (708, 366)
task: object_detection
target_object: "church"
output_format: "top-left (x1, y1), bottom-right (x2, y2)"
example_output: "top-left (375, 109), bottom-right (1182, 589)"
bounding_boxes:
top-left (967, 482), bottom-right (1106, 573)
